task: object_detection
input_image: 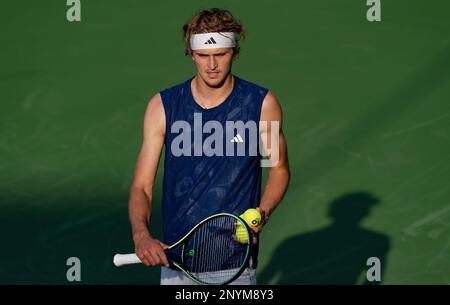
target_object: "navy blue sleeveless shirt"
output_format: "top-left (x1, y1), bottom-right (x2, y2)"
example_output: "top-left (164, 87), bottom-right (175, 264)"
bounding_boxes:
top-left (160, 75), bottom-right (268, 267)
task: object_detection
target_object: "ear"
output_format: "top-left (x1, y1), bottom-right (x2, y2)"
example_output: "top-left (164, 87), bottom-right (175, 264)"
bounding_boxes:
top-left (231, 48), bottom-right (238, 60)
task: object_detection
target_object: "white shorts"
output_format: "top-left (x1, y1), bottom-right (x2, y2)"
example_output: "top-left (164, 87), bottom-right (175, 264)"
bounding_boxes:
top-left (160, 267), bottom-right (257, 285)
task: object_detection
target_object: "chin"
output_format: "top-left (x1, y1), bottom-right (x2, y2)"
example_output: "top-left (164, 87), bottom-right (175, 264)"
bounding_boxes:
top-left (203, 74), bottom-right (227, 88)
top-left (206, 79), bottom-right (222, 88)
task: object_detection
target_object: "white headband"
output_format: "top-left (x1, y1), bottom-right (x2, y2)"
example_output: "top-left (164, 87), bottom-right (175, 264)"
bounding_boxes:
top-left (190, 32), bottom-right (236, 50)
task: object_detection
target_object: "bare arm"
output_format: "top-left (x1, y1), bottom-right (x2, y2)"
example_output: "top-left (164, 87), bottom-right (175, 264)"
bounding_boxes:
top-left (256, 91), bottom-right (290, 231)
top-left (128, 93), bottom-right (169, 267)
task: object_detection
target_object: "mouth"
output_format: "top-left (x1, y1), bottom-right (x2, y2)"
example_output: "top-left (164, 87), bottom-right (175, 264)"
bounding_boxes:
top-left (206, 71), bottom-right (220, 78)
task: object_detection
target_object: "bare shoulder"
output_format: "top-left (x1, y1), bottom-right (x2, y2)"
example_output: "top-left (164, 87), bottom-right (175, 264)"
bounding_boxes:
top-left (261, 90), bottom-right (282, 121)
top-left (145, 93), bottom-right (164, 115)
top-left (143, 93), bottom-right (165, 137)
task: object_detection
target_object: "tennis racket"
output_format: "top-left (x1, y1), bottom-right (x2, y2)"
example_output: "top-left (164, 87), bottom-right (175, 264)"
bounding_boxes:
top-left (113, 213), bottom-right (252, 285)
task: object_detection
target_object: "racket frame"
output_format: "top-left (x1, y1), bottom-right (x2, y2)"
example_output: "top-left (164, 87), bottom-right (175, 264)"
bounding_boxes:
top-left (167, 212), bottom-right (252, 285)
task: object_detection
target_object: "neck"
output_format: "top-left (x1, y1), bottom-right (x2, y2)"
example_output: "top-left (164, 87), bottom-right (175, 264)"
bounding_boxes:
top-left (191, 73), bottom-right (234, 109)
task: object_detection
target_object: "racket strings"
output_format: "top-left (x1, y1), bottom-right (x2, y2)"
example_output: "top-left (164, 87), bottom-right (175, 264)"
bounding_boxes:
top-left (183, 215), bottom-right (250, 284)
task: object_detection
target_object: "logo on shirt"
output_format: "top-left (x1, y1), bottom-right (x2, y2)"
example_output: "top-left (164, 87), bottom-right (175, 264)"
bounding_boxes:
top-left (230, 134), bottom-right (244, 143)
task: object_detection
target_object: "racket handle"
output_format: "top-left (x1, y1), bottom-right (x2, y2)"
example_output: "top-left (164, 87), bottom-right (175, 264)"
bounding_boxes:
top-left (113, 253), bottom-right (141, 267)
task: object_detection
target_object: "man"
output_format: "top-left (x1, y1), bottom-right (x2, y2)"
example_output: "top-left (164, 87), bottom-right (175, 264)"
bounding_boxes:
top-left (128, 8), bottom-right (290, 285)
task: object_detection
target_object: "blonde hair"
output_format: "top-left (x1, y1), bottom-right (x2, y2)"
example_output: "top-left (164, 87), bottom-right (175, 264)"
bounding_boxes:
top-left (182, 8), bottom-right (245, 56)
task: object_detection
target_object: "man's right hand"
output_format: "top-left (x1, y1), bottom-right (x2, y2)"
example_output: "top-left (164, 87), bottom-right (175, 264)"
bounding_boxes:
top-left (133, 232), bottom-right (170, 267)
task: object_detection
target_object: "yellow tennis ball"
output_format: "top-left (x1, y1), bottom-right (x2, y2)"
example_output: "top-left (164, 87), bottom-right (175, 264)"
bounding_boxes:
top-left (241, 208), bottom-right (262, 227)
top-left (235, 222), bottom-right (249, 244)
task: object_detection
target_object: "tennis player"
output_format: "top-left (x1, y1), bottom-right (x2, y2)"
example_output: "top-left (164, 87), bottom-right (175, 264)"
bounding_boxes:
top-left (128, 8), bottom-right (290, 285)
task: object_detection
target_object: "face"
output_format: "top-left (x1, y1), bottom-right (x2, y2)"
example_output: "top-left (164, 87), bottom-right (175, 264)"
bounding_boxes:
top-left (192, 48), bottom-right (234, 88)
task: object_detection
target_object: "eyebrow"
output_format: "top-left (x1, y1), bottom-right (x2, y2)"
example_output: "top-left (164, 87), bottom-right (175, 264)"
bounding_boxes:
top-left (196, 52), bottom-right (227, 56)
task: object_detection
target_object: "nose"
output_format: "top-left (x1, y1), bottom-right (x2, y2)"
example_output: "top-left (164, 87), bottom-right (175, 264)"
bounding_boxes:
top-left (208, 55), bottom-right (218, 70)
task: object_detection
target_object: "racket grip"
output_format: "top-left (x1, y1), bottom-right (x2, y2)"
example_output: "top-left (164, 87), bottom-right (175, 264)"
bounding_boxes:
top-left (113, 253), bottom-right (141, 267)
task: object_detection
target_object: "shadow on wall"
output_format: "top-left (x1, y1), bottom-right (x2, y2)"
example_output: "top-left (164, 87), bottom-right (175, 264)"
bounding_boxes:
top-left (258, 191), bottom-right (390, 284)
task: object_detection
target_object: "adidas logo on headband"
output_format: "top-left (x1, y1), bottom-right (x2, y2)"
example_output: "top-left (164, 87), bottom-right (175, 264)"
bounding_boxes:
top-left (190, 32), bottom-right (236, 50)
top-left (204, 37), bottom-right (217, 45)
